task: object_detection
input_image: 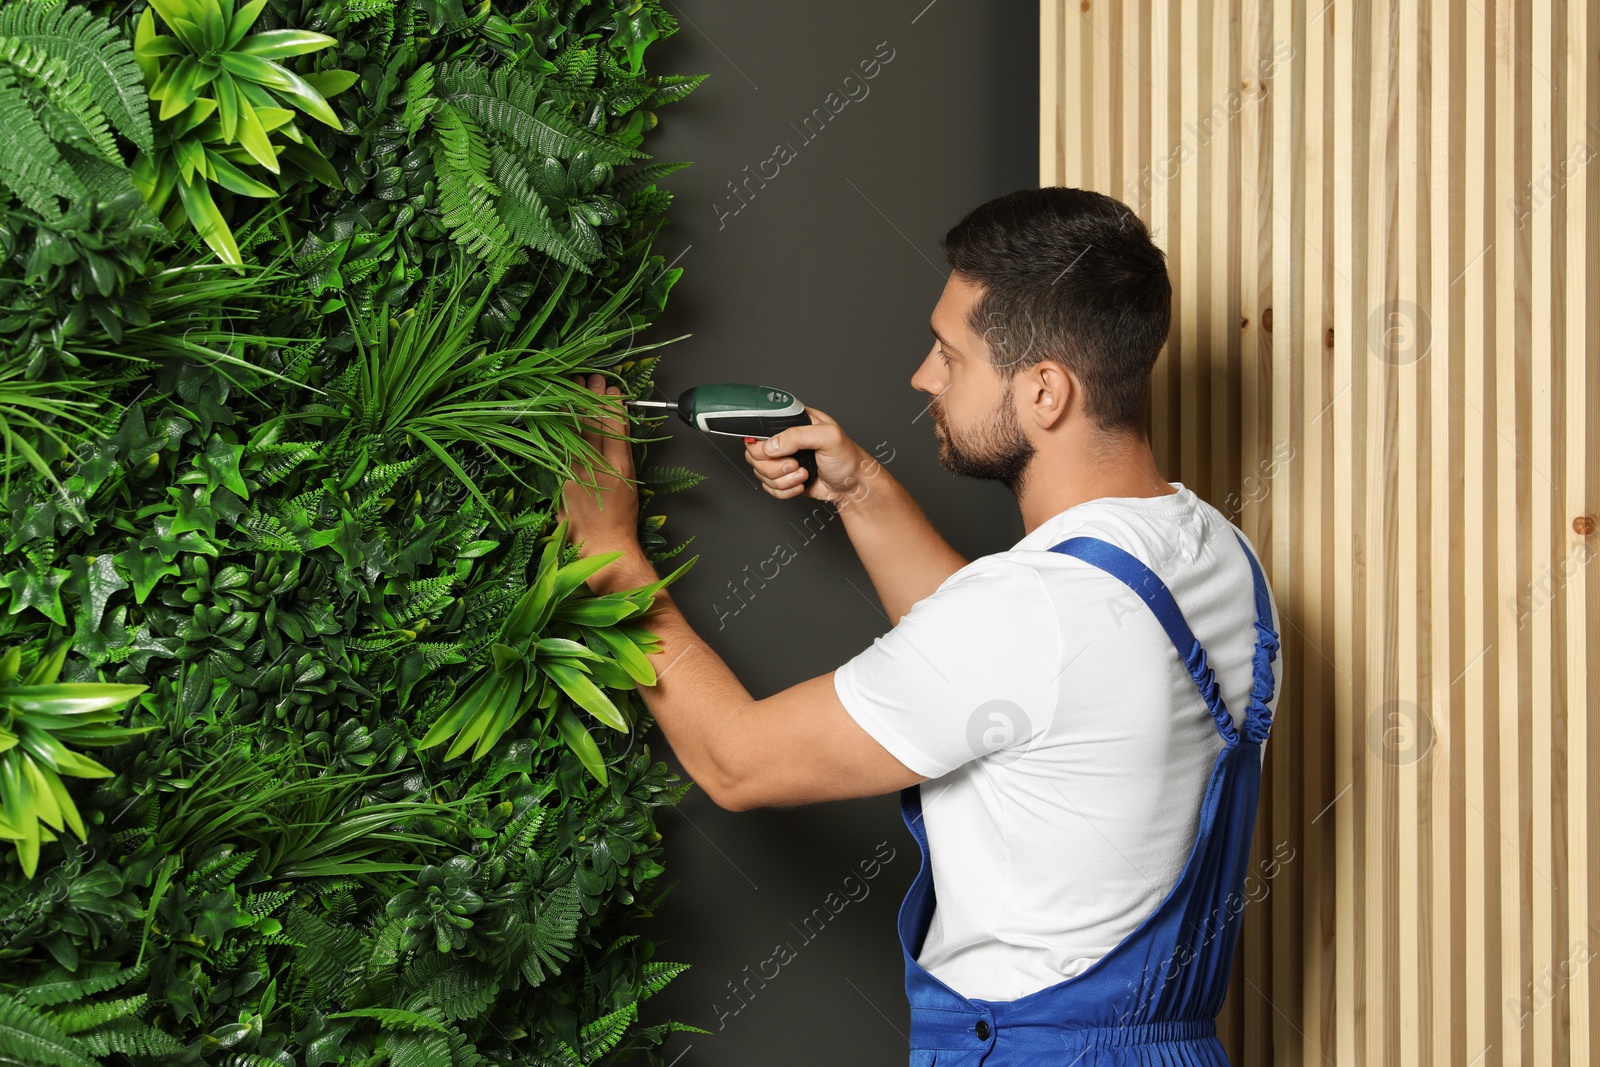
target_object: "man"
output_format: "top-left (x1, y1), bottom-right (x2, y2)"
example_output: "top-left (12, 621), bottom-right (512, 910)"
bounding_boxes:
top-left (557, 187), bottom-right (1282, 1065)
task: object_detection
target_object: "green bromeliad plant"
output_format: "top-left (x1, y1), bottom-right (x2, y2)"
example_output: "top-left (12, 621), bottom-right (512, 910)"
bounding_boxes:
top-left (131, 0), bottom-right (357, 266)
top-left (0, 0), bottom-right (713, 1063)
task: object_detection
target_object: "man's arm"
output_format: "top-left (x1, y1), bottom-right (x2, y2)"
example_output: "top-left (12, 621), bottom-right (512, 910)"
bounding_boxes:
top-left (834, 451), bottom-right (969, 624)
top-left (587, 550), bottom-right (925, 811)
top-left (743, 414), bottom-right (969, 625)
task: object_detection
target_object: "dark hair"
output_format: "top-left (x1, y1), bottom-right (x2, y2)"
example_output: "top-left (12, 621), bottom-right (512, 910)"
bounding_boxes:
top-left (939, 187), bottom-right (1171, 437)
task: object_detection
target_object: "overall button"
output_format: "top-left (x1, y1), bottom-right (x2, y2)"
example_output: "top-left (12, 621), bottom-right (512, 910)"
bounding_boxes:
top-left (974, 1020), bottom-right (990, 1040)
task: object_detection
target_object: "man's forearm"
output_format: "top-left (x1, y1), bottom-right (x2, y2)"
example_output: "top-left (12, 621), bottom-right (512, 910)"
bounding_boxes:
top-left (835, 451), bottom-right (968, 624)
top-left (587, 548), bottom-right (752, 807)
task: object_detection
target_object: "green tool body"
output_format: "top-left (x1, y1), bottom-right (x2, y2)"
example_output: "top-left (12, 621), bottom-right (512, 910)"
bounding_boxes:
top-left (627, 383), bottom-right (818, 481)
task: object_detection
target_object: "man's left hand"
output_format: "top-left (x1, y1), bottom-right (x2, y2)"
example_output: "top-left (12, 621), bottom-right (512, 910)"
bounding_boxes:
top-left (556, 374), bottom-right (646, 579)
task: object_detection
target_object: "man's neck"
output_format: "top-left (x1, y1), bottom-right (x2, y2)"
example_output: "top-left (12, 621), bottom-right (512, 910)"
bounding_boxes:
top-left (1016, 440), bottom-right (1177, 536)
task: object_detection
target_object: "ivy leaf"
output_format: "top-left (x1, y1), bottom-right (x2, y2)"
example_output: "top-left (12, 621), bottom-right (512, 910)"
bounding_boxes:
top-left (116, 548), bottom-right (182, 604)
top-left (169, 486), bottom-right (219, 538)
top-left (5, 496), bottom-right (58, 550)
top-left (196, 435), bottom-right (249, 498)
top-left (124, 622), bottom-right (180, 671)
top-left (4, 559), bottom-right (70, 625)
top-left (68, 554), bottom-right (131, 631)
top-left (194, 888), bottom-right (249, 947)
top-left (138, 516), bottom-right (220, 563)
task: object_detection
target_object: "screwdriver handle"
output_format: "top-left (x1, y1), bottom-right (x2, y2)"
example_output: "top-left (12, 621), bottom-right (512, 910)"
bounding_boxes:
top-left (762, 410), bottom-right (818, 484)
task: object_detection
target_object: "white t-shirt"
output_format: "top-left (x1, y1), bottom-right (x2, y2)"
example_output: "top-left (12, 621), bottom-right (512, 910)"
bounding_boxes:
top-left (832, 481), bottom-right (1281, 1002)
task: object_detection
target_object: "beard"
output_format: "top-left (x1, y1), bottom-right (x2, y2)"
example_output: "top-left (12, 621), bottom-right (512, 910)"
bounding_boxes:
top-left (929, 382), bottom-right (1036, 496)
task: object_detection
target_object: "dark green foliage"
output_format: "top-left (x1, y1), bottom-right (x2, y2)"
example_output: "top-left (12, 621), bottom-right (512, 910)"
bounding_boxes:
top-left (0, 0), bottom-right (712, 1062)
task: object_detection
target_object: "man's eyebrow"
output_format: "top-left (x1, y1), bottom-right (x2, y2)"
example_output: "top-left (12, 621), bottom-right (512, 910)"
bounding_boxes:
top-left (929, 323), bottom-right (963, 354)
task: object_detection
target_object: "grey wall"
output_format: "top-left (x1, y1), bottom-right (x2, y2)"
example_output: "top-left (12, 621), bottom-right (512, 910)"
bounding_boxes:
top-left (629, 4), bottom-right (1038, 1063)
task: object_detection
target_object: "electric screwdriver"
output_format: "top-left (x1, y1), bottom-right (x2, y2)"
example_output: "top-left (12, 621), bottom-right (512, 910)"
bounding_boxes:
top-left (625, 383), bottom-right (818, 482)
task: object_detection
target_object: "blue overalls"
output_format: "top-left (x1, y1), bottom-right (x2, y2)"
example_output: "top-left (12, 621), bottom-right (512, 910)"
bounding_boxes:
top-left (896, 531), bottom-right (1280, 1065)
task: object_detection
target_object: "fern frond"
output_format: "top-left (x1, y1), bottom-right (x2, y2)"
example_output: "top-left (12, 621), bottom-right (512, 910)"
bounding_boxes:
top-left (0, 994), bottom-right (94, 1067)
top-left (249, 442), bottom-right (322, 488)
top-left (12, 965), bottom-right (147, 1008)
top-left (434, 62), bottom-right (644, 165)
top-left (433, 106), bottom-right (497, 194)
top-left (243, 889), bottom-right (293, 917)
top-left (614, 159), bottom-right (690, 196)
top-left (74, 1017), bottom-right (183, 1059)
top-left (0, 0), bottom-right (151, 153)
top-left (188, 848), bottom-right (258, 892)
top-left (639, 465), bottom-right (704, 495)
top-left (638, 960), bottom-right (690, 1001)
top-left (490, 147), bottom-right (590, 272)
top-left (647, 73), bottom-right (707, 108)
top-left (422, 967), bottom-right (498, 1023)
top-left (518, 880), bottom-right (580, 987)
top-left (579, 1002), bottom-right (636, 1062)
top-left (0, 67), bottom-right (81, 214)
top-left (51, 994), bottom-right (147, 1035)
top-left (381, 1030), bottom-right (453, 1067)
top-left (1, 40), bottom-right (120, 164)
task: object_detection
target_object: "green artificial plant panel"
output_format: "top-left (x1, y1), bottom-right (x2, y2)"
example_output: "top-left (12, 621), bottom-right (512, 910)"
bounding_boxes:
top-left (0, 0), bottom-right (713, 1063)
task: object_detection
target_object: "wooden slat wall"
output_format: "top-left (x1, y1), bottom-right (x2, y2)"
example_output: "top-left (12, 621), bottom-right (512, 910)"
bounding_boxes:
top-left (1040, 1), bottom-right (1600, 1062)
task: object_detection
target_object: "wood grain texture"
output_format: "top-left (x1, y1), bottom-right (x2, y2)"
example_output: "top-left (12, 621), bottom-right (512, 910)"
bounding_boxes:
top-left (1038, 1), bottom-right (1599, 1061)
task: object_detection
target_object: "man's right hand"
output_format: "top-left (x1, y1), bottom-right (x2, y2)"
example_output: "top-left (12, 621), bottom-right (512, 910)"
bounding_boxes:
top-left (742, 405), bottom-right (869, 507)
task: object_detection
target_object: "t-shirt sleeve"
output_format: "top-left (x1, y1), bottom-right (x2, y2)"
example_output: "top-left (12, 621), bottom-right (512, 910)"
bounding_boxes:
top-left (832, 557), bottom-right (1063, 779)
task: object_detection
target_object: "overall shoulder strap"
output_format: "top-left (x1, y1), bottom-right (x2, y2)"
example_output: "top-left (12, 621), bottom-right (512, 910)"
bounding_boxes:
top-left (1047, 534), bottom-right (1245, 746)
top-left (1233, 530), bottom-right (1281, 743)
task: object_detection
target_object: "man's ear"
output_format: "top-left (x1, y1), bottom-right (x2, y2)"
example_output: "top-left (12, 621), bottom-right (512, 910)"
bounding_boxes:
top-left (1028, 360), bottom-right (1076, 431)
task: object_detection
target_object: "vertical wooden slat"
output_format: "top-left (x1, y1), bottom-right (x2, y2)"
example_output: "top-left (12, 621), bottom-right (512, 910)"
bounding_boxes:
top-left (1330, 1), bottom-right (1360, 1062)
top-left (1061, 1), bottom-right (1086, 188)
top-left (1529, 2), bottom-right (1559, 1066)
top-left (1461, 1), bottom-right (1495, 1060)
top-left (1564, 0), bottom-right (1595, 1060)
top-left (1039, 2), bottom-right (1598, 1060)
top-left (1091, 0), bottom-right (1112, 193)
top-left (1040, 0), bottom-right (1060, 188)
top-left (1394, 0), bottom-right (1423, 1061)
top-left (1178, 0), bottom-right (1201, 494)
top-left (1148, 0), bottom-right (1173, 464)
top-left (1492, 1), bottom-right (1529, 1062)
top-left (1426, 0), bottom-right (1467, 1062)
top-left (1235, 0), bottom-right (1269, 1055)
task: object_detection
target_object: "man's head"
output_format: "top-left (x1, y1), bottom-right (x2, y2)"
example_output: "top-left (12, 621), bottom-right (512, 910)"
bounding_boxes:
top-left (912, 188), bottom-right (1171, 496)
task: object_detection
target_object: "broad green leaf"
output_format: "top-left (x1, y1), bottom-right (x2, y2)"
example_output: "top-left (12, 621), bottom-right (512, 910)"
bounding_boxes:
top-left (38, 762), bottom-right (86, 838)
top-left (444, 671), bottom-right (518, 760)
top-left (158, 57), bottom-right (205, 120)
top-left (552, 707), bottom-right (607, 788)
top-left (533, 637), bottom-right (604, 663)
top-left (217, 52), bottom-right (340, 129)
top-left (303, 69), bottom-right (360, 98)
top-left (547, 551), bottom-right (625, 609)
top-left (234, 98), bottom-right (278, 172)
top-left (236, 30), bottom-right (336, 58)
top-left (472, 683), bottom-right (528, 760)
top-left (3, 683), bottom-right (146, 716)
top-left (544, 662), bottom-right (626, 731)
top-left (215, 73), bottom-right (239, 141)
top-left (176, 174), bottom-right (242, 266)
top-left (550, 597), bottom-right (638, 627)
top-left (168, 98), bottom-right (220, 140)
top-left (21, 758), bottom-right (63, 831)
top-left (585, 625), bottom-right (656, 685)
top-left (417, 670), bottom-right (496, 750)
top-left (225, 0), bottom-right (268, 48)
top-left (147, 0), bottom-right (205, 51)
